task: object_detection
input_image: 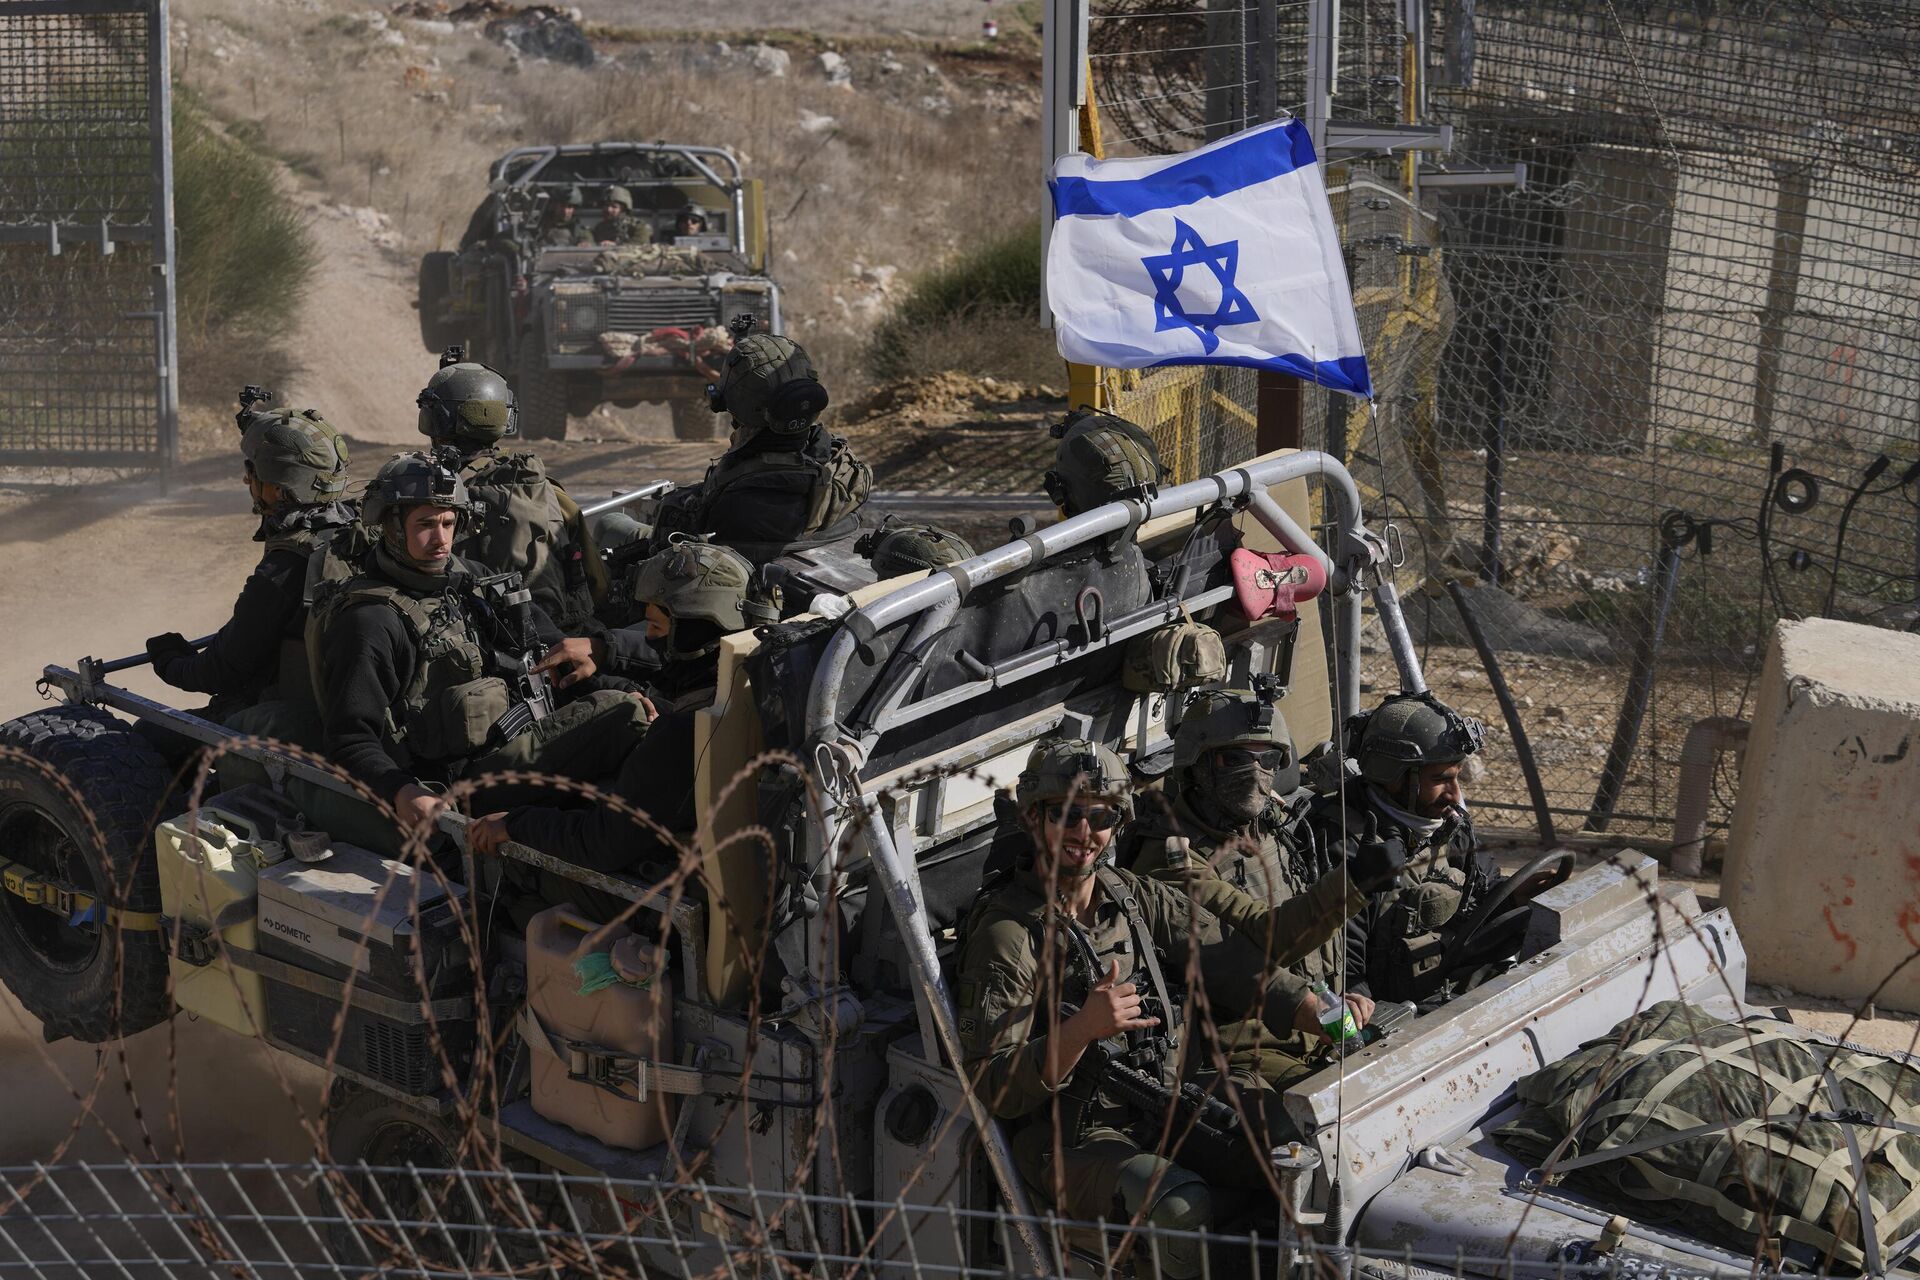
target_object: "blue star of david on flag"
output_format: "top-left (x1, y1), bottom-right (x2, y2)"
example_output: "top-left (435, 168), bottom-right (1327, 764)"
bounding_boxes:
top-left (1044, 118), bottom-right (1374, 399)
top-left (1141, 219), bottom-right (1260, 356)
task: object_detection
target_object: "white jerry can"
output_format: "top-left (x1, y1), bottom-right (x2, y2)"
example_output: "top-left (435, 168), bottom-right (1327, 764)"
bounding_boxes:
top-left (154, 803), bottom-right (287, 1036)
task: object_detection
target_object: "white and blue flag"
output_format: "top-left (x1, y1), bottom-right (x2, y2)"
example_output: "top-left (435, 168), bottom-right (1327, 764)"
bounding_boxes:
top-left (1046, 118), bottom-right (1372, 398)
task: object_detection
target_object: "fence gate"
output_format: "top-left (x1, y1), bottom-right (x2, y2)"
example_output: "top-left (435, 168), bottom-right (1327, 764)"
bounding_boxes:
top-left (0, 0), bottom-right (177, 471)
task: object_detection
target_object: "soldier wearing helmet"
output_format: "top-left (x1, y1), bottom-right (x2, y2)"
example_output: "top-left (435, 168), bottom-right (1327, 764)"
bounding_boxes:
top-left (144, 393), bottom-right (356, 731)
top-left (1120, 687), bottom-right (1411, 1094)
top-left (672, 202), bottom-right (709, 240)
top-left (1303, 690), bottom-right (1496, 1004)
top-left (541, 185), bottom-right (586, 247)
top-left (416, 347), bottom-right (607, 632)
top-left (468, 538), bottom-right (780, 907)
top-left (306, 451), bottom-right (651, 853)
top-left (953, 738), bottom-right (1340, 1274)
top-left (586, 185), bottom-right (650, 246)
top-left (1043, 407), bottom-right (1167, 518)
top-left (648, 319), bottom-right (871, 564)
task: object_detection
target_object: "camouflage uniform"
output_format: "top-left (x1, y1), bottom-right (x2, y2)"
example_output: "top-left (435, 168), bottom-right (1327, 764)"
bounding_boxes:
top-left (584, 186), bottom-right (651, 246)
top-left (954, 741), bottom-right (1313, 1266)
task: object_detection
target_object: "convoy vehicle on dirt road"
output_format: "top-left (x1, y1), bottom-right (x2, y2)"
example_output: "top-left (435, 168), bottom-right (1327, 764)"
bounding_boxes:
top-left (417, 142), bottom-right (780, 441)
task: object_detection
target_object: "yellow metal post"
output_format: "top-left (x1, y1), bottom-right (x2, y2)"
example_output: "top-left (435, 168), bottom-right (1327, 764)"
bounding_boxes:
top-left (1063, 60), bottom-right (1109, 412)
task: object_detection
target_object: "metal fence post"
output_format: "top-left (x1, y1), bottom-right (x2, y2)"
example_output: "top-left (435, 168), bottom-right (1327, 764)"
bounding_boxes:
top-left (150, 0), bottom-right (180, 477)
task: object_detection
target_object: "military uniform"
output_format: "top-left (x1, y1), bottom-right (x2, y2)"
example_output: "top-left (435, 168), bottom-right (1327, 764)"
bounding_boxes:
top-left (956, 861), bottom-right (1308, 1219)
top-left (416, 352), bottom-right (608, 631)
top-left (650, 326), bottom-right (870, 564)
top-left (304, 455), bottom-right (650, 855)
top-left (1305, 781), bottom-right (1490, 1004)
top-left (1120, 787), bottom-right (1363, 1088)
top-left (584, 186), bottom-right (650, 246)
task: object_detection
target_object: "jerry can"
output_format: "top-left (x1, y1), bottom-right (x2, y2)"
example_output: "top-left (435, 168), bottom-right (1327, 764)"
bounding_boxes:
top-left (525, 906), bottom-right (675, 1151)
top-left (154, 796), bottom-right (288, 1036)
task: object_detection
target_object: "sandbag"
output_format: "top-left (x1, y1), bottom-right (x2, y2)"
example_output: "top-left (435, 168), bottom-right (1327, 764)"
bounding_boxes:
top-left (1497, 1000), bottom-right (1920, 1273)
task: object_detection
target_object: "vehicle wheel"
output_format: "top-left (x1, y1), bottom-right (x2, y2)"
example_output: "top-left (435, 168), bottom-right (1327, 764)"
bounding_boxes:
top-left (0, 706), bottom-right (173, 1042)
top-left (670, 396), bottom-right (719, 442)
top-left (321, 1082), bottom-right (489, 1269)
top-left (515, 330), bottom-right (569, 441)
top-left (417, 251), bottom-right (457, 352)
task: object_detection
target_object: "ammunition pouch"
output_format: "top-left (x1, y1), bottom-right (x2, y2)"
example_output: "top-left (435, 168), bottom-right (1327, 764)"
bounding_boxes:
top-left (1122, 616), bottom-right (1227, 693)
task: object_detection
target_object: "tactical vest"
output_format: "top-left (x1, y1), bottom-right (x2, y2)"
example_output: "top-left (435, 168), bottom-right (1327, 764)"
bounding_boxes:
top-left (678, 431), bottom-right (872, 560)
top-left (256, 512), bottom-right (356, 710)
top-left (457, 451), bottom-right (602, 631)
top-left (306, 574), bottom-right (511, 771)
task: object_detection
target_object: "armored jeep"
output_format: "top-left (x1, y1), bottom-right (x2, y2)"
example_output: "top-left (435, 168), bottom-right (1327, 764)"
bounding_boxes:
top-left (0, 450), bottom-right (1853, 1277)
top-left (417, 142), bottom-right (781, 442)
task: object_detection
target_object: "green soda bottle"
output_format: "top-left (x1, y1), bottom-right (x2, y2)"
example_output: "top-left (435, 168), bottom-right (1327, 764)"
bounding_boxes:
top-left (1311, 979), bottom-right (1360, 1044)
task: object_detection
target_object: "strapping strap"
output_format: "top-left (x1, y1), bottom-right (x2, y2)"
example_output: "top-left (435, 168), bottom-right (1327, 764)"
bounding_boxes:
top-left (0, 855), bottom-right (162, 931)
top-left (517, 1005), bottom-right (710, 1102)
top-left (1539, 1119), bottom-right (1744, 1176)
top-left (1824, 1060), bottom-right (1887, 1277)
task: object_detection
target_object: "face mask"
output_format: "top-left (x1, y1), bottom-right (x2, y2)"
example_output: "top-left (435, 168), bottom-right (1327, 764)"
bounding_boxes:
top-left (1193, 755), bottom-right (1273, 826)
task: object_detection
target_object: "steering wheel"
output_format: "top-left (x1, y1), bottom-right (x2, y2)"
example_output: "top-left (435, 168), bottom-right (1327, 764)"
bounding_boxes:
top-left (1442, 849), bottom-right (1576, 972)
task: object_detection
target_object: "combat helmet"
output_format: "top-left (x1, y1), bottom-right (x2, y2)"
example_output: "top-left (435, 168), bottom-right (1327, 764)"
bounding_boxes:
top-left (559, 184), bottom-right (585, 207)
top-left (601, 185), bottom-right (633, 210)
top-left (1014, 738), bottom-right (1134, 820)
top-left (417, 347), bottom-right (518, 450)
top-left (676, 201), bottom-right (708, 229)
top-left (705, 316), bottom-right (829, 437)
top-left (238, 406), bottom-right (351, 506)
top-left (628, 537), bottom-right (780, 652)
top-left (1173, 686), bottom-right (1298, 794)
top-left (856, 518), bottom-right (975, 578)
top-left (1043, 407), bottom-right (1167, 516)
top-left (361, 450), bottom-right (472, 533)
top-left (1347, 690), bottom-right (1484, 793)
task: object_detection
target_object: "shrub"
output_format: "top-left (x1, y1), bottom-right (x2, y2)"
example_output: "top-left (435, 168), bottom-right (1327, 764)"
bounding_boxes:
top-left (866, 220), bottom-right (1043, 381)
top-left (171, 92), bottom-right (317, 375)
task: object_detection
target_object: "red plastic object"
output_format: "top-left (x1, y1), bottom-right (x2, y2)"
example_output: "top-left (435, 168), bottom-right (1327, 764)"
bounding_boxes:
top-left (1229, 548), bottom-right (1328, 621)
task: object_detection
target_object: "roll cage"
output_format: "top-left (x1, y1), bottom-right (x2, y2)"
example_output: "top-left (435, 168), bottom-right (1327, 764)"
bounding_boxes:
top-left (487, 143), bottom-right (752, 258)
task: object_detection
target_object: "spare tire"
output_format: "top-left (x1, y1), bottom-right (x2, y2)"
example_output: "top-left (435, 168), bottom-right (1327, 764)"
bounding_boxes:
top-left (320, 1082), bottom-right (486, 1269)
top-left (515, 328), bottom-right (569, 441)
top-left (0, 706), bottom-right (174, 1041)
top-left (670, 396), bottom-right (719, 442)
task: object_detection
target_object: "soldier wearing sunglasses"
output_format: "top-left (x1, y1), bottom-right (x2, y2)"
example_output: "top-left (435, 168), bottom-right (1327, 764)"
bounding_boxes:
top-left (953, 738), bottom-right (1371, 1276)
top-left (1120, 688), bottom-right (1409, 1091)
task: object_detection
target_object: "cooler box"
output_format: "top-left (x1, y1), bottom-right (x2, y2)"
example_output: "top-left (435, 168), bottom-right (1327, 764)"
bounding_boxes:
top-left (257, 843), bottom-right (472, 1095)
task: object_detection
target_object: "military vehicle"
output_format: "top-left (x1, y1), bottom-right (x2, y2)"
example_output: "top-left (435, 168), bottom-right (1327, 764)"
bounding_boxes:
top-left (0, 450), bottom-right (1843, 1277)
top-left (417, 142), bottom-right (780, 442)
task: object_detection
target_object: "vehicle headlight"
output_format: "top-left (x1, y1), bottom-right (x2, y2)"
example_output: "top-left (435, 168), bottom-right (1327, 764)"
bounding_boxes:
top-left (554, 295), bottom-right (606, 338)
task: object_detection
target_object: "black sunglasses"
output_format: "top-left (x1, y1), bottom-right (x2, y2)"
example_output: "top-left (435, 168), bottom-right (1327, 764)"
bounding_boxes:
top-left (1216, 746), bottom-right (1289, 771)
top-left (1043, 802), bottom-right (1121, 832)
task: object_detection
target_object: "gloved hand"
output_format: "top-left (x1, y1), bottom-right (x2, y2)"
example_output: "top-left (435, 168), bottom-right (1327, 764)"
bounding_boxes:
top-left (1348, 812), bottom-right (1409, 892)
top-left (144, 632), bottom-right (196, 680)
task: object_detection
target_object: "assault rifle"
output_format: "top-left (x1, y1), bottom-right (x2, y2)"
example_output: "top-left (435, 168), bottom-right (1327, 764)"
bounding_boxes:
top-left (472, 571), bottom-right (556, 740)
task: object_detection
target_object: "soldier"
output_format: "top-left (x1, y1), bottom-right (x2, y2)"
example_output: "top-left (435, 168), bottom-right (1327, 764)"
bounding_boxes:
top-left (856, 518), bottom-right (975, 579)
top-left (416, 348), bottom-right (606, 632)
top-left (1119, 687), bottom-right (1377, 1093)
top-left (649, 320), bottom-right (871, 564)
top-left (469, 540), bottom-right (779, 914)
top-left (1305, 691), bottom-right (1496, 1004)
top-left (307, 452), bottom-right (651, 853)
top-left (1043, 407), bottom-right (1167, 518)
top-left (586, 186), bottom-right (651, 246)
top-left (144, 394), bottom-right (356, 754)
top-left (541, 185), bottom-right (585, 247)
top-left (672, 202), bottom-right (709, 240)
top-left (955, 740), bottom-right (1373, 1273)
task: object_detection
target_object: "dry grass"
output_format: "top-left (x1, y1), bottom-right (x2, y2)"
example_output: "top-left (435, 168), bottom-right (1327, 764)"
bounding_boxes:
top-left (174, 0), bottom-right (1043, 394)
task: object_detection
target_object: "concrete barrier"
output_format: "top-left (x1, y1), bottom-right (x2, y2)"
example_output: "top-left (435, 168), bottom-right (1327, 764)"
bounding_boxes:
top-left (1723, 618), bottom-right (1920, 1011)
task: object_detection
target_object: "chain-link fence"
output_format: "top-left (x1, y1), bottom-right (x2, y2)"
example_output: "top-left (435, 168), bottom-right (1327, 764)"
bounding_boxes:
top-left (1078, 0), bottom-right (1920, 850)
top-left (0, 0), bottom-right (178, 471)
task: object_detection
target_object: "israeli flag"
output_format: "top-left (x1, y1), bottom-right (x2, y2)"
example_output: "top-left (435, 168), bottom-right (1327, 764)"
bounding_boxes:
top-left (1046, 119), bottom-right (1372, 399)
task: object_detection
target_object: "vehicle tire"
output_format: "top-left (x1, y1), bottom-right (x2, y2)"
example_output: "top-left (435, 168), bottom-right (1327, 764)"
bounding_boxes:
top-left (321, 1082), bottom-right (487, 1269)
top-left (417, 251), bottom-right (456, 352)
top-left (0, 706), bottom-right (173, 1042)
top-left (515, 330), bottom-right (570, 441)
top-left (670, 396), bottom-right (719, 442)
